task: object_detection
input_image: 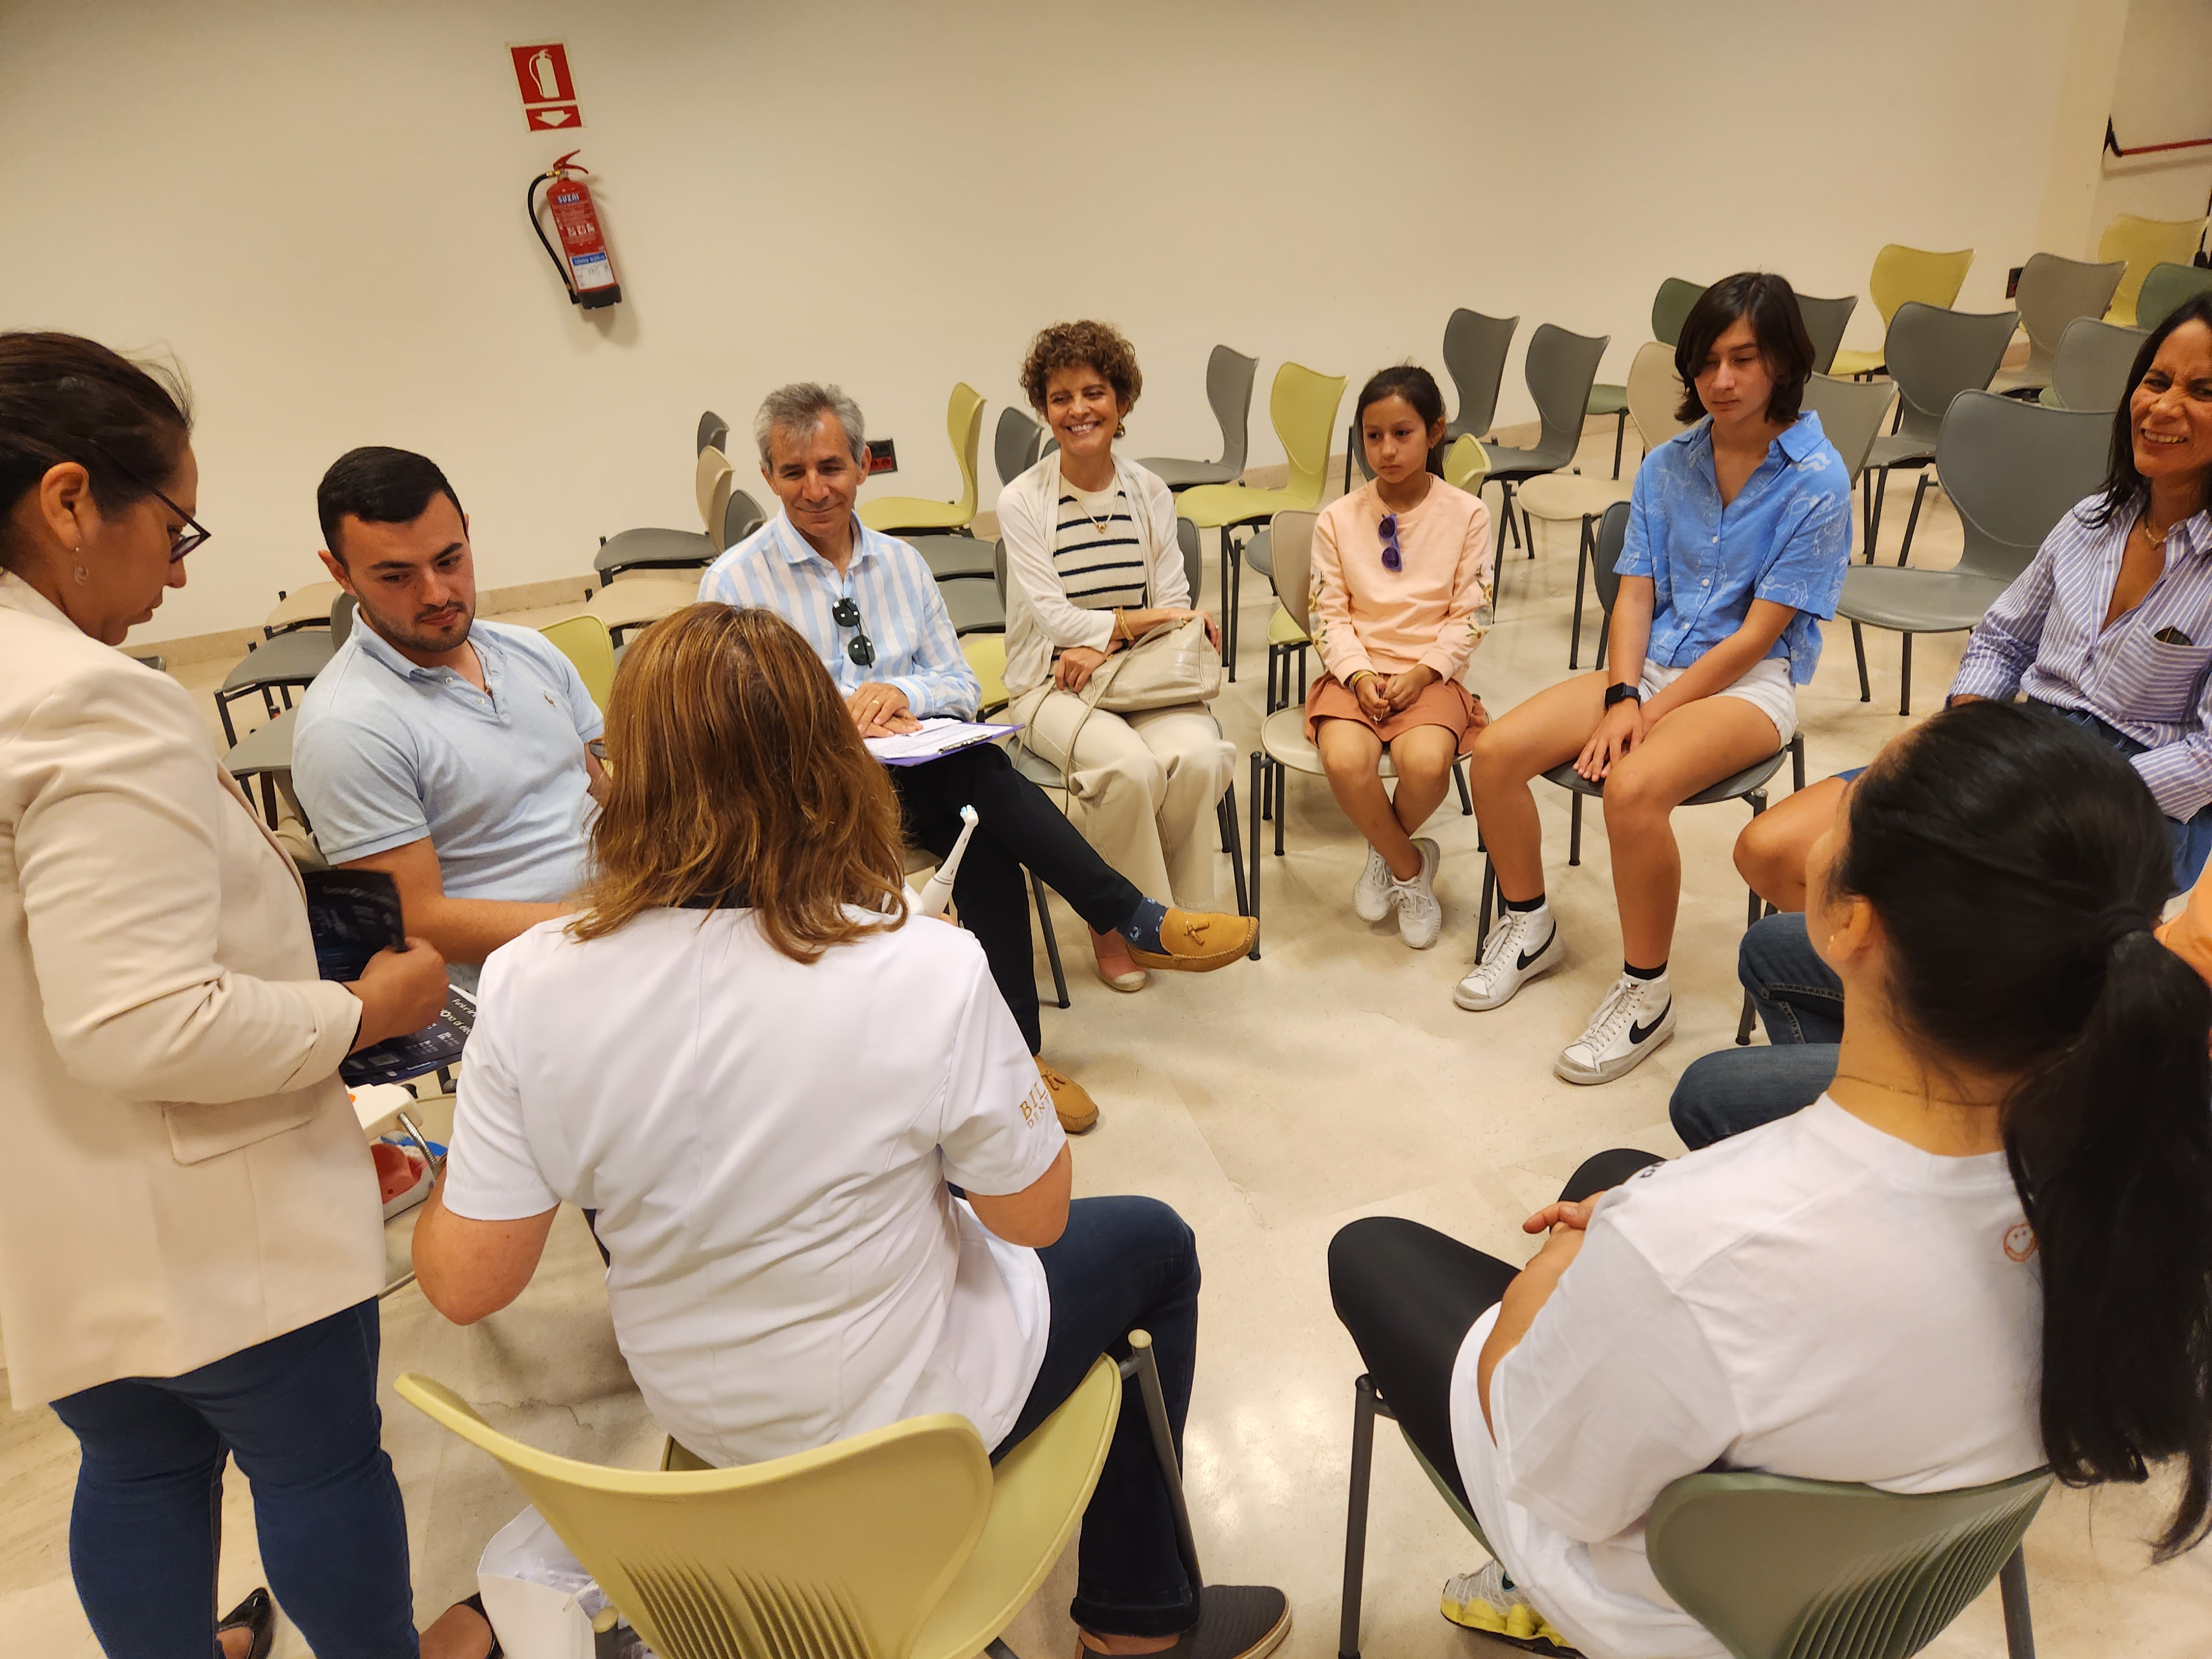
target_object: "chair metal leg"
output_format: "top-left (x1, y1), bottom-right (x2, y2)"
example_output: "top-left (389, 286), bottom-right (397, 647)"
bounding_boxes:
top-left (1479, 854), bottom-right (1496, 941)
top-left (1568, 792), bottom-right (1583, 866)
top-left (1248, 753), bottom-right (1264, 958)
top-left (1297, 645), bottom-right (1308, 703)
top-left (1900, 632), bottom-right (1913, 718)
top-left (1852, 620), bottom-right (1870, 702)
top-left (1339, 1375), bottom-right (1381, 1659)
top-left (986, 1640), bottom-right (1021, 1659)
top-left (1568, 517), bottom-right (1592, 669)
top-left (1866, 466), bottom-right (1890, 563)
top-left (1274, 755), bottom-right (1287, 858)
top-left (216, 691), bottom-right (240, 747)
top-left (1610, 410), bottom-right (1627, 479)
top-left (1734, 796), bottom-right (1771, 1043)
top-left (1453, 757), bottom-right (1473, 816)
top-left (1790, 731), bottom-right (1806, 792)
top-left (1222, 528), bottom-right (1241, 684)
top-left (1595, 617), bottom-right (1609, 672)
top-left (1221, 784), bottom-right (1250, 924)
top-left (1897, 473), bottom-right (1930, 566)
top-left (1522, 505), bottom-right (1535, 559)
top-left (1123, 1333), bottom-right (1205, 1597)
top-left (1999, 1545), bottom-right (2036, 1659)
top-left (1032, 873), bottom-right (1070, 1010)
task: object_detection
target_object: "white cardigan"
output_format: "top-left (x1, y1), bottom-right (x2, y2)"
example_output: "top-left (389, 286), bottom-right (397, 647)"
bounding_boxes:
top-left (995, 451), bottom-right (1190, 698)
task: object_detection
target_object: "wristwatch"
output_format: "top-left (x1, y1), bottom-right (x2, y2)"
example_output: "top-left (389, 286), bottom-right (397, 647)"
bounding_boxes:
top-left (1603, 682), bottom-right (1643, 709)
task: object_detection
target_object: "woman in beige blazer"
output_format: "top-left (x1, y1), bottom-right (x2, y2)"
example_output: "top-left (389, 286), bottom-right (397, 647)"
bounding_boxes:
top-left (0, 333), bottom-right (492, 1659)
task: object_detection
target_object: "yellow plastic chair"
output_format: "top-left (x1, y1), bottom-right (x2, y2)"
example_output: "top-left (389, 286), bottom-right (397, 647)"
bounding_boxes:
top-left (400, 1348), bottom-right (1172, 1659)
top-left (963, 632), bottom-right (1009, 716)
top-left (539, 615), bottom-right (616, 713)
top-left (1175, 362), bottom-right (1346, 684)
top-left (2099, 214), bottom-right (2212, 326)
top-left (1829, 244), bottom-right (1975, 378)
top-left (860, 383), bottom-right (987, 535)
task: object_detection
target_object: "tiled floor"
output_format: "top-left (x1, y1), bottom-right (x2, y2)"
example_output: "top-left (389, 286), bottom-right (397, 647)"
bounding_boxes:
top-left (8, 424), bottom-right (2209, 1658)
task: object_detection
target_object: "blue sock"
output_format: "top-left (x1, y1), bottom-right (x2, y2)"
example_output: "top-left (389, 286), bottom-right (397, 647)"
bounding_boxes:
top-left (1118, 898), bottom-right (1168, 953)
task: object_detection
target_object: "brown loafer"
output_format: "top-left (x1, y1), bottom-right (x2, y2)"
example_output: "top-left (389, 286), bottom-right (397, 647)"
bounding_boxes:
top-left (1125, 909), bottom-right (1257, 973)
top-left (1037, 1057), bottom-right (1099, 1134)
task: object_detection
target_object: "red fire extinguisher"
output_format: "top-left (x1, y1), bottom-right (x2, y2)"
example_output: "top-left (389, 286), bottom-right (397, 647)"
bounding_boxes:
top-left (528, 150), bottom-right (622, 309)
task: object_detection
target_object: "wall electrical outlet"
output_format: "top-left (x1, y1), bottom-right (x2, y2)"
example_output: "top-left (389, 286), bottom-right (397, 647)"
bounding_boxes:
top-left (2006, 265), bottom-right (2023, 298)
top-left (866, 438), bottom-right (897, 475)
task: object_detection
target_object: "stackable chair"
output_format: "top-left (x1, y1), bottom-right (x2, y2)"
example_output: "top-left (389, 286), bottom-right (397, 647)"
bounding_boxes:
top-left (1841, 390), bottom-right (2109, 717)
top-left (859, 383), bottom-right (985, 535)
top-left (696, 446), bottom-right (735, 536)
top-left (223, 706), bottom-right (302, 831)
top-left (1137, 343), bottom-right (1258, 490)
top-left (1990, 253), bottom-right (2126, 396)
top-left (1793, 291), bottom-right (1860, 375)
top-left (1828, 244), bottom-right (1975, 378)
top-left (695, 409), bottom-right (728, 455)
top-left (595, 525), bottom-right (716, 581)
top-left (1177, 362), bottom-right (1345, 681)
top-left (1442, 307), bottom-right (1518, 444)
top-left (1860, 302), bottom-right (2018, 564)
top-left (1479, 324), bottom-right (1610, 563)
top-left (1798, 372), bottom-right (1900, 564)
top-left (2098, 213), bottom-right (2210, 326)
top-left (2136, 260), bottom-right (2212, 332)
top-left (1335, 1361), bottom-right (2053, 1659)
top-left (539, 615), bottom-right (616, 712)
top-left (213, 592), bottom-right (356, 746)
top-left (398, 1333), bottom-right (1211, 1659)
top-left (262, 581), bottom-right (342, 638)
top-left (586, 572), bottom-right (704, 647)
top-left (1585, 278), bottom-right (1704, 478)
top-left (994, 406), bottom-right (1047, 488)
top-left (2041, 317), bottom-right (2148, 412)
top-left (1244, 510), bottom-right (1474, 957)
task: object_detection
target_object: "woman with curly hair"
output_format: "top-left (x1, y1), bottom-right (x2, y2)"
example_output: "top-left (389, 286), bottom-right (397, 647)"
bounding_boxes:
top-left (998, 320), bottom-right (1235, 992)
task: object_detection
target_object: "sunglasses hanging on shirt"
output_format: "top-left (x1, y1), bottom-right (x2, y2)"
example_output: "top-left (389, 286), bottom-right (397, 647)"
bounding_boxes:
top-left (831, 597), bottom-right (876, 667)
top-left (1378, 513), bottom-right (1404, 573)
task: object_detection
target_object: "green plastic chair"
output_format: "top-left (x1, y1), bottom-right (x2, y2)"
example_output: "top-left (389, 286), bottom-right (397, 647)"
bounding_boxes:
top-left (1337, 1371), bottom-right (2052, 1659)
top-left (1829, 244), bottom-right (1975, 378)
top-left (2098, 214), bottom-right (2210, 326)
top-left (1176, 361), bottom-right (1345, 682)
top-left (1587, 278), bottom-right (1707, 478)
top-left (540, 614), bottom-right (616, 713)
top-left (2136, 260), bottom-right (2212, 332)
top-left (860, 382), bottom-right (987, 535)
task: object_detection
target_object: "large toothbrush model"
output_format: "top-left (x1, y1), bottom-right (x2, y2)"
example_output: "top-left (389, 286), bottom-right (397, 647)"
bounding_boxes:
top-left (915, 804), bottom-right (979, 918)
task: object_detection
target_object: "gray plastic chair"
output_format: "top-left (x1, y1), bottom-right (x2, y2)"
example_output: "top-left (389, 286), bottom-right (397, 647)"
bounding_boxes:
top-left (1799, 373), bottom-right (1898, 492)
top-left (1585, 279), bottom-right (1708, 479)
top-left (723, 487), bottom-right (767, 549)
top-left (1794, 293), bottom-right (1860, 375)
top-left (1841, 390), bottom-right (2110, 714)
top-left (696, 410), bottom-right (728, 455)
top-left (2043, 317), bottom-right (2149, 413)
top-left (2137, 261), bottom-right (2212, 331)
top-left (222, 706), bottom-right (300, 830)
top-left (938, 577), bottom-right (1004, 637)
top-left (994, 406), bottom-right (1047, 488)
top-left (1135, 344), bottom-right (1257, 491)
top-left (595, 526), bottom-right (716, 580)
top-left (1861, 302), bottom-right (2020, 562)
top-left (907, 533), bottom-right (998, 583)
top-left (1991, 253), bottom-right (2126, 396)
top-left (1442, 308), bottom-right (1519, 443)
top-left (213, 596), bottom-right (353, 745)
top-left (1480, 322), bottom-right (1611, 560)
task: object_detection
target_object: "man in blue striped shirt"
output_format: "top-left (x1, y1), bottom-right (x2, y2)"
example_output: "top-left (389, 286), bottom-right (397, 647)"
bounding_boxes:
top-left (699, 384), bottom-right (1256, 1133)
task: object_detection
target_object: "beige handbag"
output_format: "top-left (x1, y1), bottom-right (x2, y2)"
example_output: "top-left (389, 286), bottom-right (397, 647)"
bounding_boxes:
top-left (1016, 619), bottom-right (1223, 803)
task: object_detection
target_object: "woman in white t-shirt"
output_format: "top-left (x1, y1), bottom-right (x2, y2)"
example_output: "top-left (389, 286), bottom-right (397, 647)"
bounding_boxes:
top-left (1331, 700), bottom-right (2212, 1659)
top-left (410, 603), bottom-right (1288, 1659)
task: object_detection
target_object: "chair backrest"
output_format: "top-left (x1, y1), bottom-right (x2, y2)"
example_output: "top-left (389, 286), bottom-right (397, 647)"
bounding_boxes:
top-left (696, 409), bottom-right (729, 455)
top-left (1883, 302), bottom-right (2018, 445)
top-left (1204, 343), bottom-right (1259, 474)
top-left (1271, 509), bottom-right (1319, 637)
top-left (1939, 390), bottom-right (2112, 583)
top-left (1593, 499), bottom-right (1629, 618)
top-left (1523, 322), bottom-right (1613, 458)
top-left (2137, 260), bottom-right (2212, 332)
top-left (994, 405), bottom-right (1045, 487)
top-left (2012, 253), bottom-right (2127, 367)
top-left (1651, 278), bottom-right (1708, 347)
top-left (396, 1374), bottom-right (994, 1659)
top-left (330, 591), bottom-right (358, 649)
top-left (993, 536), bottom-right (1008, 609)
top-left (943, 382), bottom-right (987, 520)
top-left (723, 487), bottom-right (768, 550)
top-left (1867, 244), bottom-right (1974, 326)
top-left (1443, 433), bottom-right (1490, 494)
top-left (1442, 308), bottom-right (1519, 440)
top-left (1270, 362), bottom-right (1348, 509)
top-left (2096, 213), bottom-right (2210, 325)
top-left (1176, 516), bottom-right (1203, 597)
top-left (1646, 1467), bottom-right (2051, 1659)
top-left (1623, 341), bottom-right (1689, 453)
top-left (539, 615), bottom-right (617, 712)
top-left (1793, 293), bottom-right (1860, 375)
top-left (2048, 316), bottom-right (2148, 412)
top-left (1798, 373), bottom-right (1898, 488)
top-left (696, 446), bottom-right (734, 531)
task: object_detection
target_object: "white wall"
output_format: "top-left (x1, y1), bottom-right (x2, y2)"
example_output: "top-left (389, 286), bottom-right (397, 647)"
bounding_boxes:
top-left (2090, 0), bottom-right (2212, 233)
top-left (1, 0), bottom-right (2096, 643)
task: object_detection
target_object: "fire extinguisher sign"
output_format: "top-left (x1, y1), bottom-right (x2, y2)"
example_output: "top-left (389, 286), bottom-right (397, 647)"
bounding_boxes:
top-left (509, 42), bottom-right (583, 132)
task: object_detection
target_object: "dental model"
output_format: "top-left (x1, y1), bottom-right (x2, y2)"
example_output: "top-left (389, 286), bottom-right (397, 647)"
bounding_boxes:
top-left (915, 805), bottom-right (979, 918)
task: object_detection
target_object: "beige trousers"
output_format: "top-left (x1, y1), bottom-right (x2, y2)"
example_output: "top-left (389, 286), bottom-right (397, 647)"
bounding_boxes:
top-left (1015, 688), bottom-right (1235, 911)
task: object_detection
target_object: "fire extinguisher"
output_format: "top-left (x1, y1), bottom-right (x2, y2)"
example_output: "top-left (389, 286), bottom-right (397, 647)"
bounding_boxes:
top-left (528, 150), bottom-right (622, 310)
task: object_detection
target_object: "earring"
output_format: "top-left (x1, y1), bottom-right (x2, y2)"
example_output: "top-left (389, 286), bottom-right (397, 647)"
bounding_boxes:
top-left (71, 546), bottom-right (89, 586)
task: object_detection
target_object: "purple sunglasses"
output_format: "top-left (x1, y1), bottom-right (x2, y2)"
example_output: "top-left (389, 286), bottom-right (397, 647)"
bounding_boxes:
top-left (1378, 513), bottom-right (1403, 573)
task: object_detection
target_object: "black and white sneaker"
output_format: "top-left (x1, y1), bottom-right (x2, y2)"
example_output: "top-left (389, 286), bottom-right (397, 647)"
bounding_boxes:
top-left (1553, 972), bottom-right (1674, 1084)
top-left (1453, 904), bottom-right (1563, 1011)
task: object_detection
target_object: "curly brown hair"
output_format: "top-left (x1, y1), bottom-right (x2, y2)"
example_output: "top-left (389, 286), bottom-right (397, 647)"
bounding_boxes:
top-left (1018, 320), bottom-right (1143, 439)
top-left (570, 604), bottom-right (909, 963)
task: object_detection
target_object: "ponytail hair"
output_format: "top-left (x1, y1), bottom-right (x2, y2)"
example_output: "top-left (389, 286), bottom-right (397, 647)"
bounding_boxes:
top-left (1353, 364), bottom-right (1447, 478)
top-left (1829, 700), bottom-right (2212, 1557)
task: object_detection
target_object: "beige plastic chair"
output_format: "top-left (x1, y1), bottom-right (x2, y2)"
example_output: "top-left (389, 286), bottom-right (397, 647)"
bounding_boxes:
top-left (1828, 244), bottom-right (1975, 378)
top-left (586, 572), bottom-right (702, 646)
top-left (1989, 253), bottom-right (2126, 395)
top-left (264, 580), bottom-right (343, 639)
top-left (860, 383), bottom-right (987, 535)
top-left (1800, 372), bottom-right (1900, 567)
top-left (696, 447), bottom-right (735, 537)
top-left (2098, 213), bottom-right (2210, 326)
top-left (540, 615), bottom-right (616, 712)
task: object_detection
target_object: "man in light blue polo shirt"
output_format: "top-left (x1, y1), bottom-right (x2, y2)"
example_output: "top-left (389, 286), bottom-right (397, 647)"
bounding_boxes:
top-left (294, 447), bottom-right (607, 987)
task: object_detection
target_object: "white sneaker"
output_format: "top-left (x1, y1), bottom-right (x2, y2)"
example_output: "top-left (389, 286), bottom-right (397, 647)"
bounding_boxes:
top-left (1391, 838), bottom-right (1443, 949)
top-left (1353, 846), bottom-right (1395, 922)
top-left (1454, 904), bottom-right (1562, 1010)
top-left (1554, 973), bottom-right (1675, 1086)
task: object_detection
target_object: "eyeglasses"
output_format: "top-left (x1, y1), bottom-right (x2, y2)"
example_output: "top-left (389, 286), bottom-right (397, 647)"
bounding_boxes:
top-left (1378, 513), bottom-right (1403, 573)
top-left (831, 596), bottom-right (876, 667)
top-left (85, 441), bottom-right (211, 562)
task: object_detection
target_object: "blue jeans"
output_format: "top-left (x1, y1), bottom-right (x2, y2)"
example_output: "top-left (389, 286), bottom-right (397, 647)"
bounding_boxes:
top-left (997, 1196), bottom-right (1202, 1640)
top-left (1668, 912), bottom-right (1841, 1150)
top-left (2036, 701), bottom-right (2212, 893)
top-left (49, 1300), bottom-right (417, 1659)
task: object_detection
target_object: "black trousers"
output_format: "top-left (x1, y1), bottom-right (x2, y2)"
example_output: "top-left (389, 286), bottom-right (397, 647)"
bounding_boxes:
top-left (891, 743), bottom-right (1145, 1053)
top-left (1327, 1147), bottom-right (1664, 1505)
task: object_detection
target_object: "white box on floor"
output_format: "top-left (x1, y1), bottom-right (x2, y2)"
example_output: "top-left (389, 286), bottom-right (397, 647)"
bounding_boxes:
top-left (476, 1506), bottom-right (601, 1659)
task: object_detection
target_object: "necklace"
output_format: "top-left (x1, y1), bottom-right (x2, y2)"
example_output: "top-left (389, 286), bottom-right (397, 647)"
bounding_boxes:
top-left (1829, 1072), bottom-right (2000, 1110)
top-left (1069, 479), bottom-right (1117, 537)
